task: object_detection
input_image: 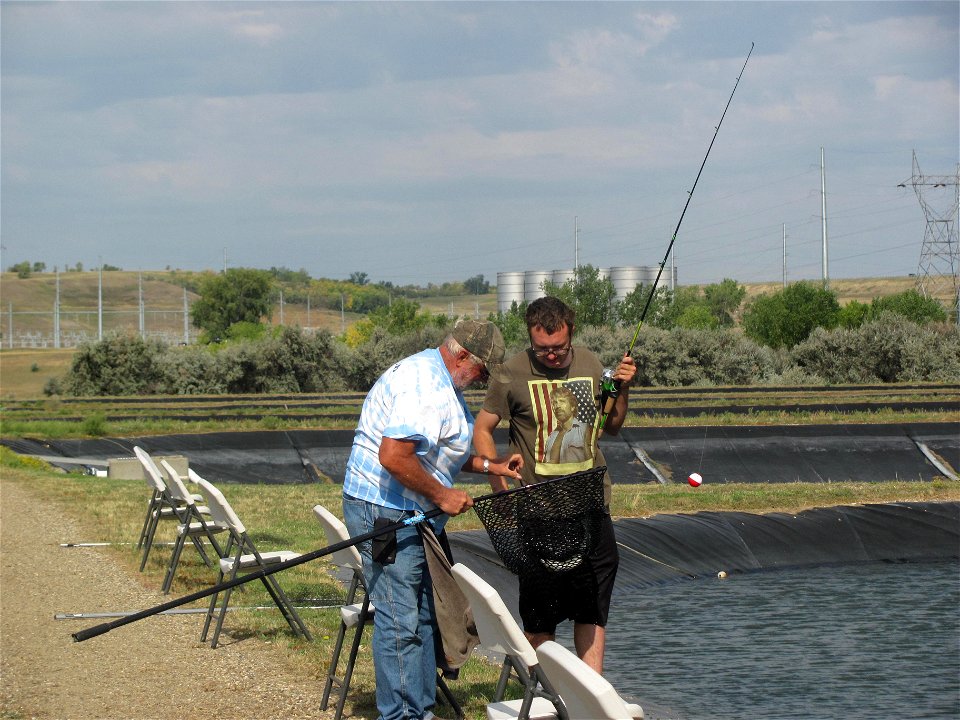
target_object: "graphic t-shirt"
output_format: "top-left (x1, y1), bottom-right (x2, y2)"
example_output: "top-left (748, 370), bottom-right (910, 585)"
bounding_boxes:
top-left (482, 346), bottom-right (612, 503)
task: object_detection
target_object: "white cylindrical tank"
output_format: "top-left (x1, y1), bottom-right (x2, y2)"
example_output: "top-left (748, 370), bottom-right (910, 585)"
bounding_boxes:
top-left (524, 270), bottom-right (553, 303)
top-left (496, 272), bottom-right (526, 313)
top-left (597, 267), bottom-right (611, 280)
top-left (551, 268), bottom-right (576, 288)
top-left (609, 266), bottom-right (664, 301)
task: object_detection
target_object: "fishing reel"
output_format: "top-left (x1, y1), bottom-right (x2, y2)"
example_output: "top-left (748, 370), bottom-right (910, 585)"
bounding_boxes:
top-left (597, 368), bottom-right (620, 433)
top-left (600, 368), bottom-right (619, 399)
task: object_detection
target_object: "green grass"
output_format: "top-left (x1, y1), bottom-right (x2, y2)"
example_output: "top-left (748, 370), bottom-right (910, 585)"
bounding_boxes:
top-left (3, 448), bottom-right (958, 720)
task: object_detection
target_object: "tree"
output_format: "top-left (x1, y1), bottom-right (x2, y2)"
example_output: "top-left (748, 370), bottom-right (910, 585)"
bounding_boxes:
top-left (655, 286), bottom-right (704, 329)
top-left (675, 303), bottom-right (719, 330)
top-left (617, 284), bottom-right (669, 330)
top-left (742, 281), bottom-right (840, 349)
top-left (31, 261), bottom-right (47, 273)
top-left (838, 300), bottom-right (870, 328)
top-left (703, 278), bottom-right (746, 327)
top-left (190, 268), bottom-right (274, 340)
top-left (349, 271), bottom-right (369, 286)
top-left (489, 300), bottom-right (529, 348)
top-left (542, 265), bottom-right (617, 327)
top-left (9, 261), bottom-right (31, 278)
top-left (464, 274), bottom-right (490, 295)
top-left (868, 289), bottom-right (947, 324)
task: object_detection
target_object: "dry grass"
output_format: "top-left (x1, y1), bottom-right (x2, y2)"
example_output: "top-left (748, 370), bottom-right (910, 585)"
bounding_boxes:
top-left (0, 348), bottom-right (76, 399)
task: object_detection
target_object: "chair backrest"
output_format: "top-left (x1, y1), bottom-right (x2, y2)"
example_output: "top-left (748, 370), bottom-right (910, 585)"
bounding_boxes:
top-left (451, 562), bottom-right (538, 667)
top-left (159, 459), bottom-right (196, 507)
top-left (133, 446), bottom-right (167, 493)
top-left (312, 505), bottom-right (363, 572)
top-left (535, 641), bottom-right (635, 720)
top-left (188, 470), bottom-right (245, 534)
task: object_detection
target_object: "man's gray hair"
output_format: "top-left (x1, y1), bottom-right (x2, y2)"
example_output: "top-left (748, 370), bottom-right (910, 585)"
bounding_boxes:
top-left (445, 334), bottom-right (483, 365)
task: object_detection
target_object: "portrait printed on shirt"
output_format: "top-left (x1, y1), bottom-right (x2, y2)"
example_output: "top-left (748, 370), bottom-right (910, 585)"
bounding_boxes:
top-left (528, 377), bottom-right (598, 476)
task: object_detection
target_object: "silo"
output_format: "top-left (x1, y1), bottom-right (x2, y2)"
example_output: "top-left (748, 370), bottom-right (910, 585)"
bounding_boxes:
top-left (609, 266), bottom-right (649, 303)
top-left (524, 270), bottom-right (553, 303)
top-left (551, 268), bottom-right (576, 288)
top-left (597, 267), bottom-right (611, 280)
top-left (496, 271), bottom-right (526, 313)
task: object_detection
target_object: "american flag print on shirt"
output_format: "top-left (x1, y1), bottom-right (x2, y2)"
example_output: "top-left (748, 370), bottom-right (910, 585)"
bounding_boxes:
top-left (528, 376), bottom-right (598, 476)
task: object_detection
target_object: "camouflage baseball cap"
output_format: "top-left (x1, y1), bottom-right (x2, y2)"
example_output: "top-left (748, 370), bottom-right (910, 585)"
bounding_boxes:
top-left (452, 319), bottom-right (505, 368)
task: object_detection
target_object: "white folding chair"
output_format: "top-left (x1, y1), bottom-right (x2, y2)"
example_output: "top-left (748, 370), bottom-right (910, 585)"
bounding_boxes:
top-left (535, 641), bottom-right (644, 720)
top-left (312, 504), bottom-right (375, 720)
top-left (133, 446), bottom-right (210, 572)
top-left (157, 459), bottom-right (227, 594)
top-left (191, 471), bottom-right (312, 648)
top-left (313, 505), bottom-right (464, 720)
top-left (451, 563), bottom-right (566, 720)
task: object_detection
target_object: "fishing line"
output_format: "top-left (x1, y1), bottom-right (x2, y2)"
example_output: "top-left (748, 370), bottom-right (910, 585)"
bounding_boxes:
top-left (599, 42), bottom-right (754, 432)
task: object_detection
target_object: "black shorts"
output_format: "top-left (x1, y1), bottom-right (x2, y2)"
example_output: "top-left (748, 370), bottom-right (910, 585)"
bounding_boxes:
top-left (518, 513), bottom-right (619, 634)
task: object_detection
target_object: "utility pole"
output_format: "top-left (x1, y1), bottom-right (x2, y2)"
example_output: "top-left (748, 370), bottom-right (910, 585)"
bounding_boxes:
top-left (138, 271), bottom-right (145, 338)
top-left (782, 223), bottom-right (787, 288)
top-left (574, 216), bottom-right (580, 275)
top-left (899, 150), bottom-right (959, 322)
top-left (183, 287), bottom-right (189, 344)
top-left (820, 147), bottom-right (829, 289)
top-left (55, 269), bottom-right (61, 348)
top-left (98, 259), bottom-right (103, 340)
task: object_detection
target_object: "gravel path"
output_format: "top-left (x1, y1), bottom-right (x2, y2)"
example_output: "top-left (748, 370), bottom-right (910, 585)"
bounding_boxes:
top-left (0, 477), bottom-right (340, 720)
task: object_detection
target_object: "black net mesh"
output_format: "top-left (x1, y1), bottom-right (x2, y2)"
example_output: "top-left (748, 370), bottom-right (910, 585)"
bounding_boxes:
top-left (472, 466), bottom-right (607, 580)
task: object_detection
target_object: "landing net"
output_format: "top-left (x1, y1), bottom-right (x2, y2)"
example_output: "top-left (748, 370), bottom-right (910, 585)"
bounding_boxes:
top-left (472, 466), bottom-right (606, 580)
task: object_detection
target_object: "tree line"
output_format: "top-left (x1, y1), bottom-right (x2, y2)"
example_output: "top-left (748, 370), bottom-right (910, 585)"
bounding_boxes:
top-left (51, 264), bottom-right (957, 396)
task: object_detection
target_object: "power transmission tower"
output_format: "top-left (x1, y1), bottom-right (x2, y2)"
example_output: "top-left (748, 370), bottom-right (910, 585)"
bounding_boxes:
top-left (898, 150), bottom-right (959, 311)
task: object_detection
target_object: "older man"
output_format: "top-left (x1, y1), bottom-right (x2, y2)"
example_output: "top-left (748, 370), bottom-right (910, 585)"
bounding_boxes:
top-left (343, 319), bottom-right (522, 720)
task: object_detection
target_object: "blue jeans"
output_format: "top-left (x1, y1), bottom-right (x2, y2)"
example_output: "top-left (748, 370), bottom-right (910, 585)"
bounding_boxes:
top-left (342, 494), bottom-right (438, 720)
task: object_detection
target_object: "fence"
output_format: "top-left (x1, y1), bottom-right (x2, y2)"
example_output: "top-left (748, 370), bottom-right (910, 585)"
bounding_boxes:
top-left (3, 307), bottom-right (195, 349)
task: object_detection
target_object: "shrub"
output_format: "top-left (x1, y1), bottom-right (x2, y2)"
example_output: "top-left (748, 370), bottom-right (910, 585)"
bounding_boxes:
top-left (791, 313), bottom-right (960, 383)
top-left (65, 333), bottom-right (167, 396)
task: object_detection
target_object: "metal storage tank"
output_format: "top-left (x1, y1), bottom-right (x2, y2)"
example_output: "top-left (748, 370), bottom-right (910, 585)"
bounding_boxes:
top-left (523, 270), bottom-right (553, 303)
top-left (551, 268), bottom-right (576, 287)
top-left (496, 271), bottom-right (526, 313)
top-left (609, 266), bottom-right (669, 301)
top-left (598, 267), bottom-right (611, 280)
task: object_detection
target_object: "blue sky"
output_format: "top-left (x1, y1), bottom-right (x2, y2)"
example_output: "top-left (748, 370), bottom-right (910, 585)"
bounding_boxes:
top-left (2, 1), bottom-right (957, 287)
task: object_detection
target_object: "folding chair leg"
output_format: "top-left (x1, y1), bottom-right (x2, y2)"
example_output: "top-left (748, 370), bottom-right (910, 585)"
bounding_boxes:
top-left (162, 532), bottom-right (189, 594)
top-left (207, 585), bottom-right (233, 649)
top-left (333, 613), bottom-right (367, 720)
top-left (321, 618), bottom-right (350, 710)
top-left (136, 495), bottom-right (157, 550)
top-left (200, 570), bottom-right (226, 644)
top-left (258, 574), bottom-right (312, 641)
top-left (493, 658), bottom-right (514, 701)
top-left (139, 510), bottom-right (162, 571)
top-left (436, 673), bottom-right (465, 720)
top-left (189, 535), bottom-right (212, 566)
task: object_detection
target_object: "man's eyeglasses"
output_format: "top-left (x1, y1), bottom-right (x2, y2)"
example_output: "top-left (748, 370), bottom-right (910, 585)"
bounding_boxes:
top-left (531, 345), bottom-right (571, 359)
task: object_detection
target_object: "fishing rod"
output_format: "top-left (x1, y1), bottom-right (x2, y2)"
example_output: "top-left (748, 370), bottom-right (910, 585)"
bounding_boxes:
top-left (598, 42), bottom-right (754, 431)
top-left (71, 478), bottom-right (553, 643)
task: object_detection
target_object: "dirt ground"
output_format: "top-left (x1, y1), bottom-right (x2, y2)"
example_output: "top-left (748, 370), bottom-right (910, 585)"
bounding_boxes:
top-left (0, 477), bottom-right (338, 720)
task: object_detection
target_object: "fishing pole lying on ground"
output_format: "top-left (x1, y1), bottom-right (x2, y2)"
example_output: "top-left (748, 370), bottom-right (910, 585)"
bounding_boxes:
top-left (598, 42), bottom-right (755, 433)
top-left (71, 479), bottom-right (546, 643)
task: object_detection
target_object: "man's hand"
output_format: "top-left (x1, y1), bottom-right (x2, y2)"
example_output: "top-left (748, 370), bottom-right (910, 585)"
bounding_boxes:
top-left (615, 354), bottom-right (637, 385)
top-left (436, 487), bottom-right (474, 516)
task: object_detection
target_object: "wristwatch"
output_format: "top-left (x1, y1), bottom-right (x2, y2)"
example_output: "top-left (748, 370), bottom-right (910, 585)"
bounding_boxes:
top-left (482, 457), bottom-right (490, 474)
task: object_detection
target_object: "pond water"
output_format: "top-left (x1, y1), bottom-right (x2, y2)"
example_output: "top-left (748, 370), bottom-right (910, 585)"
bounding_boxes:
top-left (554, 560), bottom-right (960, 720)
